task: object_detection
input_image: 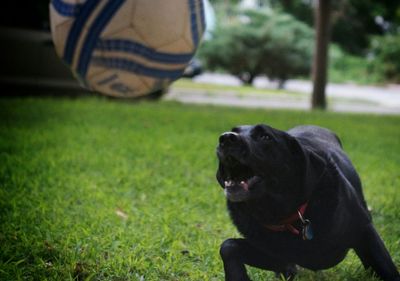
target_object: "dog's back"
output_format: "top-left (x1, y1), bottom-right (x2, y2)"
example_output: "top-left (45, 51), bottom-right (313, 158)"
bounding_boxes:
top-left (289, 125), bottom-right (369, 213)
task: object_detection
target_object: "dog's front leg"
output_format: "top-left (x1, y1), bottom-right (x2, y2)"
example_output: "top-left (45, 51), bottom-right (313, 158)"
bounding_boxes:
top-left (220, 238), bottom-right (292, 281)
top-left (354, 224), bottom-right (400, 281)
top-left (220, 239), bottom-right (251, 281)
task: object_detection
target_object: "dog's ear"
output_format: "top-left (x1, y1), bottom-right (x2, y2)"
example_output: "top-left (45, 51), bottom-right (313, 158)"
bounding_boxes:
top-left (288, 136), bottom-right (327, 197)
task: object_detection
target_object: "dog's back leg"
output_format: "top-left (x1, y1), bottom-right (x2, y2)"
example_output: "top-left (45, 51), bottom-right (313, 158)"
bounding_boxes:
top-left (354, 224), bottom-right (400, 281)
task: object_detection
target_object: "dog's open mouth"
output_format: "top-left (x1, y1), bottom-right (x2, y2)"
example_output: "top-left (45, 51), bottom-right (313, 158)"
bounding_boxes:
top-left (219, 155), bottom-right (260, 201)
top-left (222, 156), bottom-right (253, 187)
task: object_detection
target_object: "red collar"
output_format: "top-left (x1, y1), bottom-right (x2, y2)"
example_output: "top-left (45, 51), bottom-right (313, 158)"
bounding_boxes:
top-left (265, 202), bottom-right (309, 236)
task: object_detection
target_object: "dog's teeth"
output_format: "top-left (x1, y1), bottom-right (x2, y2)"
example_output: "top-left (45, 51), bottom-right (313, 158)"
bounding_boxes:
top-left (240, 181), bottom-right (249, 190)
top-left (224, 180), bottom-right (232, 187)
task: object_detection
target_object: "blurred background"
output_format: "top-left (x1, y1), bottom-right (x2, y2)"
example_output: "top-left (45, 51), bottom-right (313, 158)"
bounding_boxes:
top-left (200, 0), bottom-right (400, 85)
top-left (0, 0), bottom-right (399, 111)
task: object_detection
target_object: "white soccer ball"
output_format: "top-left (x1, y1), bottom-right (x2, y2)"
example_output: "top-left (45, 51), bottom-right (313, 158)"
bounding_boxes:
top-left (49, 0), bottom-right (205, 98)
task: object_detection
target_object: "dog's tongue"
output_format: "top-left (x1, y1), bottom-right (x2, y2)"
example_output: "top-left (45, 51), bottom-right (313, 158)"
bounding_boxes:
top-left (224, 180), bottom-right (249, 190)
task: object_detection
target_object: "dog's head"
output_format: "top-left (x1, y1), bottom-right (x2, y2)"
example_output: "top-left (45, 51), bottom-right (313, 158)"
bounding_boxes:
top-left (216, 124), bottom-right (325, 206)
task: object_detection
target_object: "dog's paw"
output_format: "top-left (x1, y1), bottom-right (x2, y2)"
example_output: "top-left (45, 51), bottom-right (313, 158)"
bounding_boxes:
top-left (274, 264), bottom-right (297, 281)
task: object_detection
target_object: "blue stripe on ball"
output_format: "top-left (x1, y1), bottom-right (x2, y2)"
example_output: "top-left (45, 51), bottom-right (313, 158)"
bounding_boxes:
top-left (188, 0), bottom-right (199, 48)
top-left (63, 0), bottom-right (100, 65)
top-left (51, 0), bottom-right (82, 17)
top-left (91, 56), bottom-right (184, 80)
top-left (77, 0), bottom-right (125, 78)
top-left (95, 39), bottom-right (194, 64)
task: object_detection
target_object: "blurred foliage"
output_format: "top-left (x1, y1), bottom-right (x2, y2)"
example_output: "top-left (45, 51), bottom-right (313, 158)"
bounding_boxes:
top-left (210, 0), bottom-right (400, 56)
top-left (328, 45), bottom-right (381, 84)
top-left (368, 34), bottom-right (400, 83)
top-left (206, 0), bottom-right (400, 84)
top-left (199, 9), bottom-right (313, 87)
top-left (272, 0), bottom-right (400, 55)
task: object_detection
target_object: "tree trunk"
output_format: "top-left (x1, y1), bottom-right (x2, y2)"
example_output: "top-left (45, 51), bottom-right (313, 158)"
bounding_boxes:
top-left (311, 0), bottom-right (332, 110)
top-left (238, 73), bottom-right (255, 85)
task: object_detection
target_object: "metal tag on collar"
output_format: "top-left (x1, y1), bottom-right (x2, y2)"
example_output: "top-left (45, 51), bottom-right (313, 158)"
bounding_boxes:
top-left (298, 210), bottom-right (314, 241)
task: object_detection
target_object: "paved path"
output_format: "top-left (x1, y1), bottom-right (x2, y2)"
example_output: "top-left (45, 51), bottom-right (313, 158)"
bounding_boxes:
top-left (166, 73), bottom-right (400, 115)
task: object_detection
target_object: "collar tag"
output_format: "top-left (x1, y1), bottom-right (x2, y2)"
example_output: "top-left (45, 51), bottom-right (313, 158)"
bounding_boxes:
top-left (301, 219), bottom-right (314, 240)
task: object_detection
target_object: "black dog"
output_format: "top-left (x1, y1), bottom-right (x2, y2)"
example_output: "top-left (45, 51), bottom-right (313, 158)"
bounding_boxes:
top-left (216, 124), bottom-right (399, 281)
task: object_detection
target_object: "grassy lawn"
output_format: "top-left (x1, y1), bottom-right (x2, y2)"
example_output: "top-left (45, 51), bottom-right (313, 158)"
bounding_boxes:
top-left (171, 79), bottom-right (384, 110)
top-left (173, 79), bottom-right (301, 97)
top-left (173, 79), bottom-right (270, 93)
top-left (0, 97), bottom-right (399, 281)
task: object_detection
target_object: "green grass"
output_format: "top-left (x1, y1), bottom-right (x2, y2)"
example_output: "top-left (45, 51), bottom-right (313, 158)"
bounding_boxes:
top-left (173, 79), bottom-right (301, 97)
top-left (0, 97), bottom-right (399, 281)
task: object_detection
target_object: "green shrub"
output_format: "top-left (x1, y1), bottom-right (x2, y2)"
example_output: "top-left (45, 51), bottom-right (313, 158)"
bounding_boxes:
top-left (328, 44), bottom-right (381, 84)
top-left (198, 9), bottom-right (314, 87)
top-left (369, 34), bottom-right (400, 83)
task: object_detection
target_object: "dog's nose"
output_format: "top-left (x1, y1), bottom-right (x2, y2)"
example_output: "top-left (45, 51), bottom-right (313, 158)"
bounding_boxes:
top-left (219, 132), bottom-right (239, 146)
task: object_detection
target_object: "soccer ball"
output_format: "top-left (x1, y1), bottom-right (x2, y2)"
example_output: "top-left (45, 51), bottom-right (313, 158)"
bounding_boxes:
top-left (49, 0), bottom-right (205, 98)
